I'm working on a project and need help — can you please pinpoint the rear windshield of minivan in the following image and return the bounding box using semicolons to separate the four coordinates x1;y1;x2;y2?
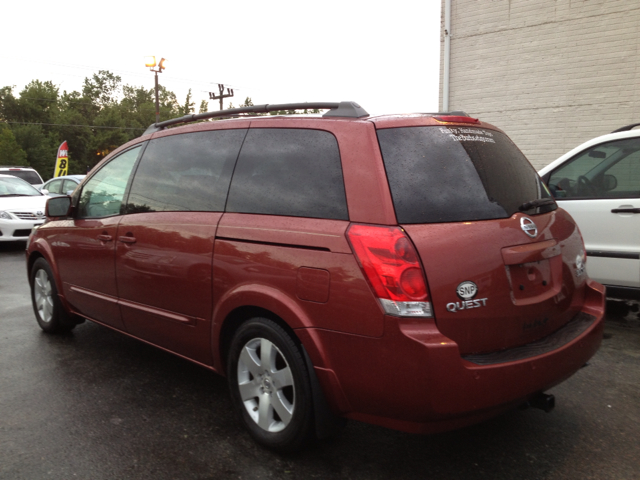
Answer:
377;126;554;224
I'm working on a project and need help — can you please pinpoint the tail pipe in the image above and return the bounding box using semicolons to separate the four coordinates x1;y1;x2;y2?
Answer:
527;392;555;413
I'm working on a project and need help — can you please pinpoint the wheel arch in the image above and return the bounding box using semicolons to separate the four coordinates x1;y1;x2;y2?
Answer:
212;284;314;374
27;241;72;312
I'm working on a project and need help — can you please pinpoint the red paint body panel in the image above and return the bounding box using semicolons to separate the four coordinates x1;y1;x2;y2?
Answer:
38;216;125;329
213;213;384;339
403;208;586;354
115;212;221;365
298;279;603;433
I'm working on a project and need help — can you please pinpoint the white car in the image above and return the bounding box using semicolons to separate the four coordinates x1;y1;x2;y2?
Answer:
0;174;48;242
0;166;45;190
538;124;640;298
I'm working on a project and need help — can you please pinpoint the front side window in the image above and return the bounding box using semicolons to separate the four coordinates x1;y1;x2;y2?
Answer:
126;129;246;213
77;146;140;218
226;128;348;220
547;138;640;199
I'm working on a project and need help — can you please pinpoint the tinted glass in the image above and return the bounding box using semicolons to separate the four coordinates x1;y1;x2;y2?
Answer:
3;170;41;184
377;126;552;224
126;130;246;213
226;129;348;220
77;146;140;218
547;137;640;199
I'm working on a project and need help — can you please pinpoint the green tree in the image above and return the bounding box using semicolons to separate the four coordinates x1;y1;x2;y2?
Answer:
15;80;59;126
11;124;57;179
0;70;198;175
0;124;27;165
179;89;195;116
82;70;122;109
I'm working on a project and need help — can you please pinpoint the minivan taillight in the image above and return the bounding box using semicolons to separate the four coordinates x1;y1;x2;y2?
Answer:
346;224;432;318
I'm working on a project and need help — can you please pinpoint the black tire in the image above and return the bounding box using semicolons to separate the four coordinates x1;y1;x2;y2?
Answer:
29;258;77;334
227;317;315;452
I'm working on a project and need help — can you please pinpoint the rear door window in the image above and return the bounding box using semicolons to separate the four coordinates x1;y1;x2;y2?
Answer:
226;128;348;220
126;129;246;213
3;170;42;185
377;126;552;224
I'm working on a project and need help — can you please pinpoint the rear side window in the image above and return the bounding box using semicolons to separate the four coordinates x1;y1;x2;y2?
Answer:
46;179;63;194
226;128;348;220
3;170;42;185
377;126;552;224
126;129;246;213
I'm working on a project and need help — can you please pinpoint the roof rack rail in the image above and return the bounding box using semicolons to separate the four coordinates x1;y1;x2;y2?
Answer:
143;101;369;135
611;122;640;133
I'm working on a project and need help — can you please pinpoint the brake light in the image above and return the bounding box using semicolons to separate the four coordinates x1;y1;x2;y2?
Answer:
346;224;432;318
434;116;479;124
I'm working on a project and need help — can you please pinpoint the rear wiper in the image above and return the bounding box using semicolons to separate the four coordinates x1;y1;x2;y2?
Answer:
519;198;556;211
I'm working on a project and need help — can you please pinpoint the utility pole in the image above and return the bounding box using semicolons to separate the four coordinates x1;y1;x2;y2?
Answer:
209;84;234;110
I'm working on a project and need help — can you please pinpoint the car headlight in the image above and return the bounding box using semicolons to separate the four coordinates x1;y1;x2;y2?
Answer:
0;211;13;220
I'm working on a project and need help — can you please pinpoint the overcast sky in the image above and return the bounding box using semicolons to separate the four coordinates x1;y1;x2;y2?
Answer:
1;0;442;116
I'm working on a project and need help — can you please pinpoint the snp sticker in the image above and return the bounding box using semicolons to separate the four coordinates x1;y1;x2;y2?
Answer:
456;281;478;300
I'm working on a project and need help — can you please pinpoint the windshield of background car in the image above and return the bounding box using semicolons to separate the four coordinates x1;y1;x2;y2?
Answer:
377;126;554;224
0;177;42;196
2;170;42;184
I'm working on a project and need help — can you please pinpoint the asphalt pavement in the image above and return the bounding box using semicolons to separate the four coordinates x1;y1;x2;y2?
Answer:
1;241;639;480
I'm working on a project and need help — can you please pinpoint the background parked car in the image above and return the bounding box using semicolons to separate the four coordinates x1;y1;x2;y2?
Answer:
41;175;86;197
0;174;47;242
538;124;640;298
0;166;45;190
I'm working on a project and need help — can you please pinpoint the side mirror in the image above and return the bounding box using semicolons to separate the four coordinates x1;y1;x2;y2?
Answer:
46;196;72;217
602;174;617;191
40;189;49;195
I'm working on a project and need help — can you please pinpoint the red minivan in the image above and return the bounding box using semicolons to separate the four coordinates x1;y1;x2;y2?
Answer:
26;102;605;452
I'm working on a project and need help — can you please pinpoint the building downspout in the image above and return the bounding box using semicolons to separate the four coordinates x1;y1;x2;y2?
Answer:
442;0;452;111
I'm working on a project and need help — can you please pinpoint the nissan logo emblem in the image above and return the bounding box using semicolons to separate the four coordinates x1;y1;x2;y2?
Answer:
520;217;538;238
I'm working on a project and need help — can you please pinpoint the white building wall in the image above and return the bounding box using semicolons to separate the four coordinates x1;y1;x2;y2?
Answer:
439;0;640;169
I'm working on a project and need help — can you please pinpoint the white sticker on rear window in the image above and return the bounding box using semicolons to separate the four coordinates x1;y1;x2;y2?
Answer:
439;127;496;143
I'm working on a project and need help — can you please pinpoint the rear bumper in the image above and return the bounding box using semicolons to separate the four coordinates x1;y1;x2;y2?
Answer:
299;279;605;434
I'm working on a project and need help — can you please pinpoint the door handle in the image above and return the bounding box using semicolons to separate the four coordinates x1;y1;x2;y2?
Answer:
611;208;640;214
118;235;137;244
97;234;112;242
